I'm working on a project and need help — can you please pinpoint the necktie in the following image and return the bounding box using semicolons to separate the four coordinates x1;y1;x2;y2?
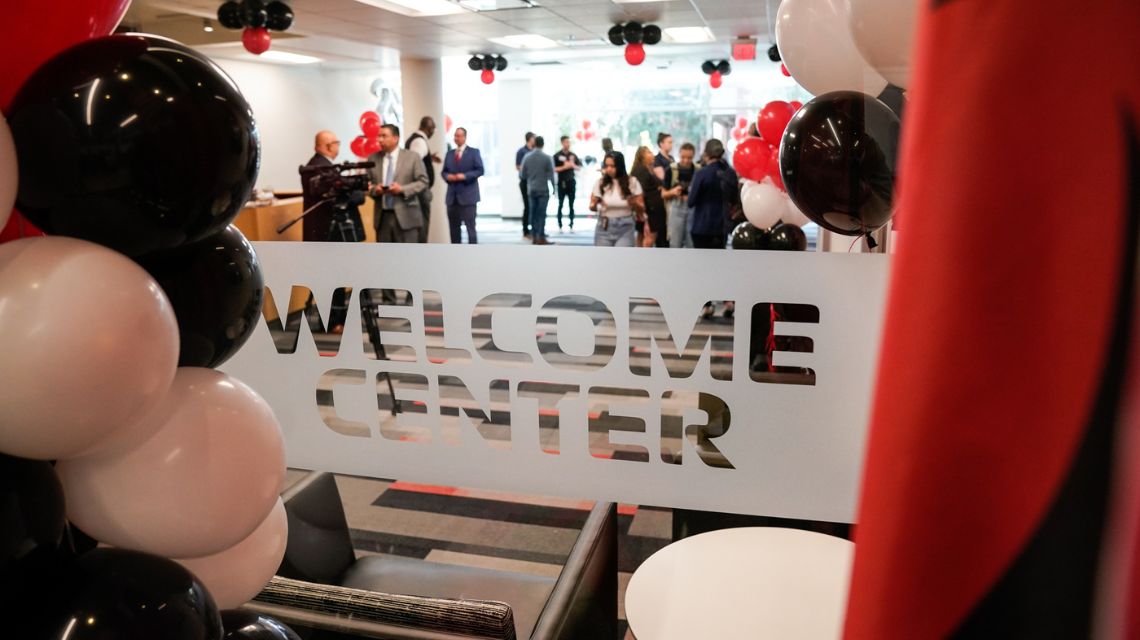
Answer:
455;149;462;163
384;154;395;209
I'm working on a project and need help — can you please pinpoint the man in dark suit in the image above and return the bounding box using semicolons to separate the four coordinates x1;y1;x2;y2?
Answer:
441;127;484;244
302;130;358;242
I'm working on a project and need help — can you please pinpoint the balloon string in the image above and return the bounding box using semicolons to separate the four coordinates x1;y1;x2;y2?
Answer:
849;235;862;252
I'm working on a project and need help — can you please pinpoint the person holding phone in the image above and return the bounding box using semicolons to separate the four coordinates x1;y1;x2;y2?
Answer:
589;152;644;247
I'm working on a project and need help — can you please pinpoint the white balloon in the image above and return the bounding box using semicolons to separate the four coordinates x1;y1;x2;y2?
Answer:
0;237;178;460
741;179;787;229
783;194;813;227
776;0;889;96
847;0;919;87
0;117;15;230
58;367;286;558
178;499;288;609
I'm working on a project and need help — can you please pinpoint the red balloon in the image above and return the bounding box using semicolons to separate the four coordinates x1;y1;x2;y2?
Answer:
242;27;271;55
361;118;380;138
480;68;494;84
757;100;796;147
0;210;46;244
586;131;596;141
710;71;723;89
582;120;591;130
732;128;745;142
790;100;804;111
733;137;773;183
737;117;748;129
575;131;583;141
767;146;785;191
624;42;645;66
780;63;791;77
359;111;380;130
444;114;453;132
350;135;368;158
0;0;129;109
362;136;381;156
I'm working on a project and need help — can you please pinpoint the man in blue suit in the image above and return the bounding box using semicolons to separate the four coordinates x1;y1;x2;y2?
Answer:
440;127;484;244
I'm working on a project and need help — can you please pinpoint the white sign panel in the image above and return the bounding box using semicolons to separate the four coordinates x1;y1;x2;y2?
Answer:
223;243;890;523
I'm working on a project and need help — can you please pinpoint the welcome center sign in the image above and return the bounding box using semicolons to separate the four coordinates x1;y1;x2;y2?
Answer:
222;243;890;523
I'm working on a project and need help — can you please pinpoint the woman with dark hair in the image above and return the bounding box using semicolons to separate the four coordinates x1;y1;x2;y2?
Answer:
589;152;644;247
630;146;670;247
687;138;739;317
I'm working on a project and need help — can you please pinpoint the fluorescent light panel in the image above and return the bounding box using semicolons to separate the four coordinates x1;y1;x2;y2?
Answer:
258;50;323;64
663;27;714;43
353;0;467;17
487;34;558;49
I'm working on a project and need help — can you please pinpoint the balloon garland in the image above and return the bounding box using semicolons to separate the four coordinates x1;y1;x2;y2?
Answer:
217;0;295;55
468;54;507;84
608;22;662;66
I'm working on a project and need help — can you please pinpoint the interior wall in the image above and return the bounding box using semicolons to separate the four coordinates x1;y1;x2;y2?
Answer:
211;58;400;192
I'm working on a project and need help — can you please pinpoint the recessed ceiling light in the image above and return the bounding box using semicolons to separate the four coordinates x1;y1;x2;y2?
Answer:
353;0;468;17
557;36;608;47
257;50;323;64
487;34;558;49
203;19;214;33
662;27;714;43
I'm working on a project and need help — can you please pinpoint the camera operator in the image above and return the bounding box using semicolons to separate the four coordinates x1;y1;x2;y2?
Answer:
302;130;364;242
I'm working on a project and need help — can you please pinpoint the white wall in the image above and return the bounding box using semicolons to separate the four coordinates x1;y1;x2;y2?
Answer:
212;59;400;191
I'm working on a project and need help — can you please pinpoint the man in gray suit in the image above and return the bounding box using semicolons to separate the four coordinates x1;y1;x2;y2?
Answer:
367;123;430;244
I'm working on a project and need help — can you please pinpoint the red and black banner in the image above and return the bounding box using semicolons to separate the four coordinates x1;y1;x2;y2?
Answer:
845;1;1140;638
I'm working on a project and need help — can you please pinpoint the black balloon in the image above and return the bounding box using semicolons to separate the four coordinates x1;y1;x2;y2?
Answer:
10;35;260;257
701;60;716;75
494;55;507;71
265;1;294;31
623;21;644;44
767;44;781;62
607;24;625;46
467;55;482;71
643;24;662;45
481;56;496;71
240;0;268;28
765;223;807;251
716;60;731;75
217;2;243;29
222;611;301;640
11;548;222;640
779;91;900;236
730;222;767;250
0;454;65;570
138;225;263;368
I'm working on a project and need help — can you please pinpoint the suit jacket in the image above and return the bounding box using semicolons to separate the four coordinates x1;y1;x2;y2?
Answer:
302;153;334;241
441;147;484;206
367;148;430;231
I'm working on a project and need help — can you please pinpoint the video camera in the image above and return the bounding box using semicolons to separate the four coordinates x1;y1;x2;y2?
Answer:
288;160;375;241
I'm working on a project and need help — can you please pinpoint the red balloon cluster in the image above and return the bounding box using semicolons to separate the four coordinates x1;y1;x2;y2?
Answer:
732;100;802;189
574;119;597;142
351;111;383;158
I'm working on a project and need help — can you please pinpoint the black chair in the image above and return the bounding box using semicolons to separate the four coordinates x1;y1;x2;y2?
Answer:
245;472;618;640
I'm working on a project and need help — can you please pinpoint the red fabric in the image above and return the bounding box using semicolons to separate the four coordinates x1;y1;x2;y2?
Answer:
844;2;1140;639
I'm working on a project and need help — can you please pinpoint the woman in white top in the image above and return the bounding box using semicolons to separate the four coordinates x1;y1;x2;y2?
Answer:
589;152;644;247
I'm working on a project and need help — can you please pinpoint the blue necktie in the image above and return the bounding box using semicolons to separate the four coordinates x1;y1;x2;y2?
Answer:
384;154;395;209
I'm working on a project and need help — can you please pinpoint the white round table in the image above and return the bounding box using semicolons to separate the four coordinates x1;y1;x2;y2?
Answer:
624;527;854;639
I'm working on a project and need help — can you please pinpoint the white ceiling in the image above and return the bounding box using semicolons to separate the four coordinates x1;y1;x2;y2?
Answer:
129;0;780;67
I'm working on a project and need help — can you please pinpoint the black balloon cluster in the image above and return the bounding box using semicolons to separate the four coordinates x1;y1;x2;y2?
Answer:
607;21;662;46
468;54;507;84
731;222;808;251
217;0;294;31
701;59;731;87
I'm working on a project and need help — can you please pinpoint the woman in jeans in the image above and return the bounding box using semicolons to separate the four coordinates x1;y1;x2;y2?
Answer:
630;146;673;247
590;152;644;247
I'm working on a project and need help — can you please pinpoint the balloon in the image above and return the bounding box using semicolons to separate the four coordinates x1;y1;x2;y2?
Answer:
847;0;918;87
790;100;804;110
582;120;591;130
138;226;263;369
643;24;662;45
17;548;222;640
624;42;645;66
218;2;243;29
241;0;269;28
360;116;381;138
575;131;583;141
350;135;368;158
765;222;808;251
607;25;625;46
480;68;495;84
0;117;14;232
716;60;731;75
740;179;786;229
737;117;748;129
10;35;261;258
444;114;453;132
362;136;382;156
495;55;508;71
780;90;900;235
710;71;723;89
768;44;782;62
178;500;287;609
0;211;45;243
732;137;773;183
481;56;496;71
775;0;888;96
467;55;482;71
781;63;791;77
0;0;130;109
222;611;301;640
730;222;767;250
757;100;796;146
243;27;272;54
0;454;65;569
767;146;785;190
57;368;286;559
623;21;644;44
266;1;294;31
701;60;716;75
783;195;812;227
732;129;745;142
0;237;178;460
